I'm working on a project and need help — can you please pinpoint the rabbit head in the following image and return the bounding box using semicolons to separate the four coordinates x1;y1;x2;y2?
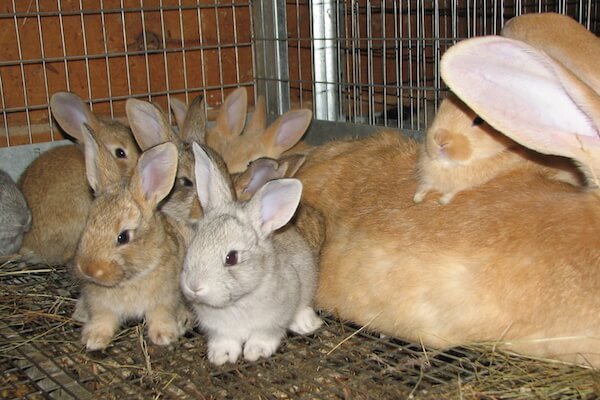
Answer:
424;93;516;164
440;36;600;188
126;96;210;227
74;125;179;287
206;88;312;174
181;143;303;308
50;92;140;175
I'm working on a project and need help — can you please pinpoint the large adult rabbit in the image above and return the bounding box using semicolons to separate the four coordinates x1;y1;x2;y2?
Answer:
293;36;600;366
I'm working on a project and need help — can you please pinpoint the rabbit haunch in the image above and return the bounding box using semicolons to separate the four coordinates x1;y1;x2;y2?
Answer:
292;36;600;366
181;143;321;365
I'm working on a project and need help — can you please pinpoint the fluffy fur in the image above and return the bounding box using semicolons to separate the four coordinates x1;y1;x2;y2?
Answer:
292;36;600;366
18;92;140;265
0;170;31;256
73;131;190;351
181;144;322;365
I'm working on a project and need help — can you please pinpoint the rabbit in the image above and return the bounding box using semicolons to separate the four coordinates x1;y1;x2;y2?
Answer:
181;143;322;365
73;125;190;351
0;170;31;256
290;36;600;367
18;92;140;265
126;95;232;243
413;92;584;204
203;88;313;174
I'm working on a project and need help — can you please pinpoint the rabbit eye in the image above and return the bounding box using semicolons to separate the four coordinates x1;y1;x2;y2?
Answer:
472;116;485;126
115;148;127;158
225;250;239;266
179;177;193;187
117;230;130;245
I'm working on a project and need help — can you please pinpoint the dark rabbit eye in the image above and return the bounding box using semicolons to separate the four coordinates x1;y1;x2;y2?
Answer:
179;177;194;187
117;230;130;245
225;250;239;266
472;116;485;126
115;148;127;158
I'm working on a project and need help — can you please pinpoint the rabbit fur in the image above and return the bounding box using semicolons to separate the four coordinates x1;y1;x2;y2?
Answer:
73;126;190;351
414;92;584;204
0;170;31;256
292;36;600;366
18;92;140;265
181;143;322;365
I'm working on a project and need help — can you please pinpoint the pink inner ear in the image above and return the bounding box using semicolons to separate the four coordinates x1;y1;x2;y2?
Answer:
128;103;169;150
441;36;598;159
258;180;302;233
275;110;310;149
140;146;175;203
226;89;247;134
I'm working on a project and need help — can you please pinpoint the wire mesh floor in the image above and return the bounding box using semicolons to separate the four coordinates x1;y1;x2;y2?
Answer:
1;259;599;400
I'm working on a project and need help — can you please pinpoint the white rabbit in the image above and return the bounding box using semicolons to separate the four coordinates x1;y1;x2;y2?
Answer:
181;143;322;365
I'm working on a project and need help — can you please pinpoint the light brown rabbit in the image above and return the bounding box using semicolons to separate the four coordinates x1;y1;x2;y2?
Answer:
18;92;140;265
126;96;232;243
202;87;312;174
293;36;600;366
414;93;584;204
73;126;190;351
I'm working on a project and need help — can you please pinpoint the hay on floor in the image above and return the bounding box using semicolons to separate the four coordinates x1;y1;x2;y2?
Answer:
1;258;598;400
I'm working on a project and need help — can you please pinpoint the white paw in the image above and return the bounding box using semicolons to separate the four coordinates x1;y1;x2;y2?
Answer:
413;191;426;203
82;325;114;351
243;335;281;362
208;339;242;366
72;298;88;322
439;192;455;205
288;307;323;335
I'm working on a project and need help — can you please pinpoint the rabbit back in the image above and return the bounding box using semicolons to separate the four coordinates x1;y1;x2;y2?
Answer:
0;170;31;256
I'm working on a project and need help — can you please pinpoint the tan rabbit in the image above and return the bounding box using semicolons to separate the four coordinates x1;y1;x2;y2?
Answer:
292;36;600;366
18;92;140;265
414;93;584;204
73;125;190;351
202;88;312;174
126;96;232;243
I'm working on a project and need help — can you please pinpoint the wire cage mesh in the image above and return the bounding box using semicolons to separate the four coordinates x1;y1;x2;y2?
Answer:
1;0;600;399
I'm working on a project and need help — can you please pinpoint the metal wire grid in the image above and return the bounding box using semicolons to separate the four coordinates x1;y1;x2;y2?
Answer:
281;0;599;135
1;261;599;399
0;1;254;147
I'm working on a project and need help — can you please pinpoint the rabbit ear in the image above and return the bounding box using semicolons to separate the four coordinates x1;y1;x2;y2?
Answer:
278;153;307;177
261;109;312;153
214;87;248;140
248;178;302;235
169;97;188;132
193;142;234;211
50;92;101;142
233;158;282;200
441;36;600;182
244;95;268;137
180;95;207;144
126;98;174;151
81;123;121;193
130;142;178;209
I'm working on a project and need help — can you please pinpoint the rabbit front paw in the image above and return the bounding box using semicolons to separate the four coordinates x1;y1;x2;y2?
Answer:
208;338;242;365
289;306;323;335
243;334;282;362
148;322;181;346
82;321;117;351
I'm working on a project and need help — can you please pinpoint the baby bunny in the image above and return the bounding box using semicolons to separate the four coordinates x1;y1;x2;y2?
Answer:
414;92;582;204
19;92;140;265
181;143;322;365
73;126;189;351
0;170;31;256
